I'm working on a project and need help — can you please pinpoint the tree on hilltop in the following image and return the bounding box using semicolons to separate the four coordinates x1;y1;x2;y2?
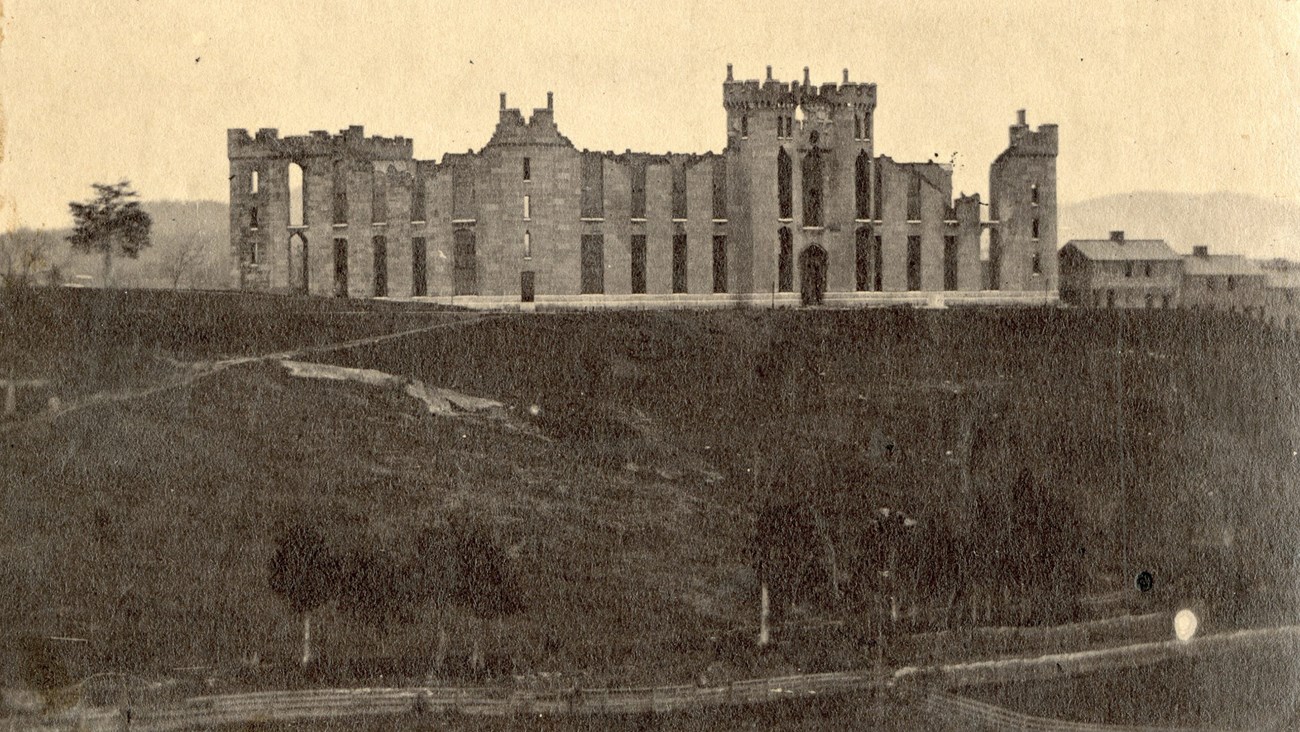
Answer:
67;181;152;288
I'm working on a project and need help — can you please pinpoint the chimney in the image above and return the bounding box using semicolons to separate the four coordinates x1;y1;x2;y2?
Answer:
1109;231;1125;243
547;91;553;110
803;66;811;86
766;65;773;81
500;92;507;110
1193;245;1209;257
726;63;733;82
1016;109;1027;126
843;68;849;84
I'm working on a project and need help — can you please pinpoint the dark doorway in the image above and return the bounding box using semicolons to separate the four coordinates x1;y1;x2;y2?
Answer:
289;233;308;293
333;237;348;297
521;271;535;303
453;230;477;296
799;245;828;306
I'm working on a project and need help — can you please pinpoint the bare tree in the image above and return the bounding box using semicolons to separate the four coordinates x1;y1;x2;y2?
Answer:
159;235;210;290
0;228;58;288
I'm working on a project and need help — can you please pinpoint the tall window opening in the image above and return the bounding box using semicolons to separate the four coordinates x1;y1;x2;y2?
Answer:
288;162;305;226
412;237;427;296
872;161;883;220
523;230;532;259
453;229;477;295
250;170;259;194
411;173;427;222
1032;251;1043;275
873;235;883;291
944;236;959;291
712;159;727;219
581;234;605;294
631;162;647;219
332;160;348;225
452;163;474;220
855;151;870;220
631;234;647;293
520;271;535;303
907;172;922;220
289;233;308;293
249;206;259;230
372;235;388;296
372;171;388;223
333;237;348;297
672;233;688;293
778;227;794;292
247;239;261;265
1031;183;1039;205
802;148;824;227
712;235;727;293
671;163;687;219
778;148;793;219
581;153;604;218
855;227;872;291
523;195;531;220
907;236;922;290
989;231;1002;291
523;157;531;182
1031;217;1040;239
741;115;749;138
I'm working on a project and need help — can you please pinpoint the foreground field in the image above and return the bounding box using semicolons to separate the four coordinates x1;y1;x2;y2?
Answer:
2;289;1298;702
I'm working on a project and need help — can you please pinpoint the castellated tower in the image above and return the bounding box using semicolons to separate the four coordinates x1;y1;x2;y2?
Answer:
724;65;877;302
988;110;1059;294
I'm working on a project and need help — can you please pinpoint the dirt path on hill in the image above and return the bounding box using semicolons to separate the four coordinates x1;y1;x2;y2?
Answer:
0;312;509;436
42;624;1299;731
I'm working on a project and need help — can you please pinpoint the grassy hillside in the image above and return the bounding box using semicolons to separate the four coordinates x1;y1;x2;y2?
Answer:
1;290;1298;693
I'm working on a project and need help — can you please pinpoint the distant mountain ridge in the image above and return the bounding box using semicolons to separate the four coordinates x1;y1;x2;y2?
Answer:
1060;192;1300;260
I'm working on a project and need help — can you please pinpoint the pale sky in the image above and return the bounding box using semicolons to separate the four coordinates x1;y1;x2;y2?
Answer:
1;0;1298;230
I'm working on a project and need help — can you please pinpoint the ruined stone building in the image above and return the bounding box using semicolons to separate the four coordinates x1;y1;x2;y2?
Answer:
227;66;1059;309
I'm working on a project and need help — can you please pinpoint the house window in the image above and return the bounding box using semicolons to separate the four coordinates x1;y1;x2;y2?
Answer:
1125;262;1134;278
1031;218;1040;240
1144;263;1152;277
1030;183;1039;205
1032;251;1042;275
250;206;259;230
1227;276;1236;291
523;195;531;220
523;157;531;182
1207;277;1217;292
248;240;262;265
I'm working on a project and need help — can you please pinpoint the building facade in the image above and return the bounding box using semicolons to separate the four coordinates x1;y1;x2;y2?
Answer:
1180;246;1269;317
228;66;1059;309
1058;231;1182;309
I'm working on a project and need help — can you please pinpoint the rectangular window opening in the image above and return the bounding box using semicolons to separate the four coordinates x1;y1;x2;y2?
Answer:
672;233;688;293
411;237;427;297
523;157;531;182
581;234;604;295
630;234;647;294
712;235;727;294
944;235;959;291
907;235;922;291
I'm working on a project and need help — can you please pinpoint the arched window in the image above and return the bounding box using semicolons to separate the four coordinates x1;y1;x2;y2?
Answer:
288;162;305;227
332;160;348;225
777;148;793;219
250;170;259;194
778;227;794;292
524;230;532;259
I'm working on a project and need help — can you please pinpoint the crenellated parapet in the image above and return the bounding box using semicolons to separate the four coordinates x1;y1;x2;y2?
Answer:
998;110;1059;160
227;125;414;161
723;65;876;110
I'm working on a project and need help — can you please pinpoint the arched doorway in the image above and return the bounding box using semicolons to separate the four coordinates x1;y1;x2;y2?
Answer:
799;245;828;306
288;233;308;293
